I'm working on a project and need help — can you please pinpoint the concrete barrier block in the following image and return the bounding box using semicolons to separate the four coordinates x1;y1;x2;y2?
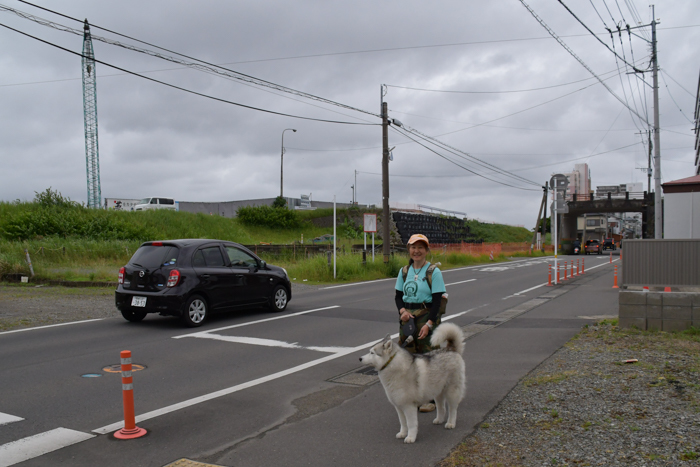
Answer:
619;291;646;305
647;319;662;331
619;304;647;319
663;306;691;321
646;305;662;319
663;293;693;307
647;293;662;306
618;317;646;330
662;320;693;332
693;307;700;327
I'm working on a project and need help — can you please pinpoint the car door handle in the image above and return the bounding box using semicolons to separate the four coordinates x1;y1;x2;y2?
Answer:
201;274;210;278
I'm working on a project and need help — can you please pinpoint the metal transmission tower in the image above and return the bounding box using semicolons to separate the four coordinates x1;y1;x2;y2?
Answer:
82;19;101;208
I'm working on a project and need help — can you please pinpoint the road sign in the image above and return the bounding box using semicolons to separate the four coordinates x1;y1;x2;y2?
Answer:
363;213;377;233
551;201;569;214
550;174;569;192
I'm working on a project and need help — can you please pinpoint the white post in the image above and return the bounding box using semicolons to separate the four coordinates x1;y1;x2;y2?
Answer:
554;189;558;285
372;233;375;262
333;195;336;279
364;232;367;251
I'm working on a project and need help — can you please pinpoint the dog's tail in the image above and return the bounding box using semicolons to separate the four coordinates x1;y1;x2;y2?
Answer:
430;322;464;354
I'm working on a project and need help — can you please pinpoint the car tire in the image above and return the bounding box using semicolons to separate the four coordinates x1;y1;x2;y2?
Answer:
269;285;289;312
121;309;147;322
182;295;208;327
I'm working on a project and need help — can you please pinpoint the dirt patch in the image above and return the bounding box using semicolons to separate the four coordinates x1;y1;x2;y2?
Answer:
0;284;118;331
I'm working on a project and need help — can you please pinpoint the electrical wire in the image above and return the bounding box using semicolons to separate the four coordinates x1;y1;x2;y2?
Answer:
660;71;694;124
518;0;650;126
513;142;642;171
2;3;381;120
392;123;541;188
0;21;379;126
390;125;540;191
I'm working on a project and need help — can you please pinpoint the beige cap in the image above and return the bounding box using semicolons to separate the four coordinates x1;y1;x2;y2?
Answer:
407;234;429;247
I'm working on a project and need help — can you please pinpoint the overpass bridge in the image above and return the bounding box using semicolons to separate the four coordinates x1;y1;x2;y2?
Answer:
558;191;654;253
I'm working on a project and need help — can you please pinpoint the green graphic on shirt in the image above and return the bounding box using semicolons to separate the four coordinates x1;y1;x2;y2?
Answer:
404;281;418;298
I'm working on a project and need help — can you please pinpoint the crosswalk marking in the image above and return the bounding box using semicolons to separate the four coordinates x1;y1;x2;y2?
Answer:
0;428;94;467
0;413;23;426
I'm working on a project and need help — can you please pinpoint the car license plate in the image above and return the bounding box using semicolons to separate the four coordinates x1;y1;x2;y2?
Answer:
131;296;147;307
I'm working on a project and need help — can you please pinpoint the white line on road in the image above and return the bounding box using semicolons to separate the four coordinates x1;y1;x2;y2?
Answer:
172;305;340;339
0;413;23;426
320;278;394;289
0;319;103;337
445;279;477;286
95;308;477;435
185;333;352;354
0;428;94;467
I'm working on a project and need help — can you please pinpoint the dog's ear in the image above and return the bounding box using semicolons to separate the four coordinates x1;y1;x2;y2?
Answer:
382;335;393;351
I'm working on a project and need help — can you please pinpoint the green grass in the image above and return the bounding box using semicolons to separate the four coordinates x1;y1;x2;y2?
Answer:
1;199;545;284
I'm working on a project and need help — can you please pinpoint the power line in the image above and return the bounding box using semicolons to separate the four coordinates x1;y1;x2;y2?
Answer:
0;21;379;126
518;0;650;126
557;0;645;72
660;71;694;124
390;126;540;191
2;3;381;120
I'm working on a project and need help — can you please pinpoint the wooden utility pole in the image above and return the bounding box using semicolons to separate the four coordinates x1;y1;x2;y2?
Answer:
530;186;547;253
381;88;391;262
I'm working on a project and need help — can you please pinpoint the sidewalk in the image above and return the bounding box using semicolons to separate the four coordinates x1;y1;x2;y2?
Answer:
212;263;619;467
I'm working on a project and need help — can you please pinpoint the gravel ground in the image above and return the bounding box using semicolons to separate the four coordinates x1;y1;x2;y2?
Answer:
3;284;699;466
439;323;700;467
0;282;320;331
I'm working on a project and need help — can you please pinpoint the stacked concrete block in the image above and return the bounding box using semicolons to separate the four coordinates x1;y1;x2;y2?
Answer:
619;291;700;331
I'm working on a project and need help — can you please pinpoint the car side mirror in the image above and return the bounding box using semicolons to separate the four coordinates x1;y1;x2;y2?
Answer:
260;260;266;269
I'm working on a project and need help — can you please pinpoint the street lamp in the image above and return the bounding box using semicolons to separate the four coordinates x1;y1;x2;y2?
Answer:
280;128;297;198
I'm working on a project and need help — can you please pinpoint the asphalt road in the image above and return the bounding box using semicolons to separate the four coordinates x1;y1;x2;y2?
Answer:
0;253;621;467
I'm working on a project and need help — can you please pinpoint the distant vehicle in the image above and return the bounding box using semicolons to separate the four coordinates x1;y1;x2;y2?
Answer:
134;197;177;211
572;240;581;255
115;239;292;327
585;239;602;255
603;238;616;251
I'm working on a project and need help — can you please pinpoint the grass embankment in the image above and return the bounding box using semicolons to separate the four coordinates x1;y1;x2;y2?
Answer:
0;196;547;284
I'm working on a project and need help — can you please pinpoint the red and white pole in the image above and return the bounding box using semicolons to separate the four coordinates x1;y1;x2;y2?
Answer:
114;350;147;439
576;259;580;276
571;260;574;277
581;258;585;274
547;264;553;286
563;261;568;280
609;252;612;264
612;265;619;289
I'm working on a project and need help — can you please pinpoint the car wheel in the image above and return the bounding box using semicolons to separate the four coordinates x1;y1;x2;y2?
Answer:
182;295;207;327
121;309;147;322
269;285;289;312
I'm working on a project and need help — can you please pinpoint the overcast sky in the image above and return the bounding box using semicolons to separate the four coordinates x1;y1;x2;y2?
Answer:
1;0;698;227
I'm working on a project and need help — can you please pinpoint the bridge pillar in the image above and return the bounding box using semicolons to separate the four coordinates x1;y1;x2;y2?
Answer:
559;212;578;254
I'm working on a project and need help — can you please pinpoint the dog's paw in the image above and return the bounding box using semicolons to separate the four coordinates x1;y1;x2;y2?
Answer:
396;431;407;439
404;436;416;444
444;422;456;429
433;417;445;425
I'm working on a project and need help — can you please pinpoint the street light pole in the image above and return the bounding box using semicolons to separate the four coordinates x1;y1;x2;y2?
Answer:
280;128;297;198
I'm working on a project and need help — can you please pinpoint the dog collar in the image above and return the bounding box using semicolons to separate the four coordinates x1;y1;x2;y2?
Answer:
380;352;397;371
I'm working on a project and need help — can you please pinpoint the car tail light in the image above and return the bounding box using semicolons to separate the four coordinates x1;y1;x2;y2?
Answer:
167;269;181;287
118;267;125;284
152;242;163;246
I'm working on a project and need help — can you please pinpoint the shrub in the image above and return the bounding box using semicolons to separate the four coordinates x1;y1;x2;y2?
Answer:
237;205;301;229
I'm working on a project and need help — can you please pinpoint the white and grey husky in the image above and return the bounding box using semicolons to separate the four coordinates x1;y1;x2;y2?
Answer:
359;323;466;443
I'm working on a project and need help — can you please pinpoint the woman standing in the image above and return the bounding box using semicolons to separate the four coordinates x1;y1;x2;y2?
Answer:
394;234;447;411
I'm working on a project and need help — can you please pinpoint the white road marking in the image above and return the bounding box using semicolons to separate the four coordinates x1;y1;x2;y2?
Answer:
320;278;394;289
445;279;476;286
0;319;103;336
172;305;340;339
0;428;94;467
0;413;23;426
95;307;478;435
185;333;352;353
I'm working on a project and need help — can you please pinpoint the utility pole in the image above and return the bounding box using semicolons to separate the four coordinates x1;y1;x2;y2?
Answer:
82;19;101;209
541;182;548;253
354;170;358;205
530;186;547;253
651;7;662;238
381;85;390;263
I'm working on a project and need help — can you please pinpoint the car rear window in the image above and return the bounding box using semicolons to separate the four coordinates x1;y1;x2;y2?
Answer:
129;245;179;268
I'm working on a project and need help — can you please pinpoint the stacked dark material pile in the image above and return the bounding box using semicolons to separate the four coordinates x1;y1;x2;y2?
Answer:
392;211;478;244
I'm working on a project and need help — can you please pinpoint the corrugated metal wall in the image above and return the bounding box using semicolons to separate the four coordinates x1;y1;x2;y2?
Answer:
622;239;700;286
